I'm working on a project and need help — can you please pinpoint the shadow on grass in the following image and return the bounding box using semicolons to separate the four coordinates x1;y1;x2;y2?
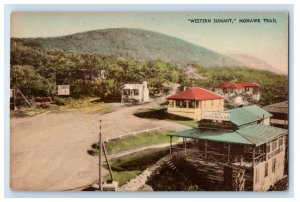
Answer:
134;106;198;128
133;106;192;121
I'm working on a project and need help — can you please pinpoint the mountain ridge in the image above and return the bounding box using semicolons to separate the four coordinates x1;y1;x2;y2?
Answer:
12;28;242;68
229;53;287;75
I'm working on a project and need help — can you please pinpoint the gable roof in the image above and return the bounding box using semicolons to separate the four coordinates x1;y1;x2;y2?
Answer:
170;124;287;146
214;82;244;89
213;81;260;89
236;82;260;87
227;105;273;127
263;101;288;114
167;87;224;101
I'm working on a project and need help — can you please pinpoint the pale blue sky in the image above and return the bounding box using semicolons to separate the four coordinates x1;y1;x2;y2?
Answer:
11;12;288;71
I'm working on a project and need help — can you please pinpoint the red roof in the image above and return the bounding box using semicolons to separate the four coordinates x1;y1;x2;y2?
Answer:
214;82;260;89
214;82;244;89
236;82;260;87
167;87;224;101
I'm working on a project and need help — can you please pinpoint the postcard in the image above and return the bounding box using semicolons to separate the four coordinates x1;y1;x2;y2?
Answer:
10;11;288;192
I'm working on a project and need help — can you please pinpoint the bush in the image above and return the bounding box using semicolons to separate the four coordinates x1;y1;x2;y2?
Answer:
53;97;65;106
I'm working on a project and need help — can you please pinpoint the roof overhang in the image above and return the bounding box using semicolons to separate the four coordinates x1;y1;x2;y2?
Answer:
169;124;288;147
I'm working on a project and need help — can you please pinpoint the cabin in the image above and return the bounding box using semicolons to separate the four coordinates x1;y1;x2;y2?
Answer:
240;82;261;101
166;87;224;121
213;82;244;106
121;81;149;103
168;105;287;191
263;101;288;129
213;82;261;107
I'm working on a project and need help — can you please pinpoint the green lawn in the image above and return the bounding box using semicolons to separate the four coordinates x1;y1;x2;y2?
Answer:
88;129;180;187
106;129;177;154
11;97;110;118
173;120;198;128
88;129;178;155
104;171;141;187
104;148;169;186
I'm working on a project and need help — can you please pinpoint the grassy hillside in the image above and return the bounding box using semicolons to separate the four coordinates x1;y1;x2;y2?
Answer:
12;28;241;67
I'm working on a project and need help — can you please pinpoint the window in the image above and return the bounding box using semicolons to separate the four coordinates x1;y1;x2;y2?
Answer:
279;138;283;146
211;100;214;106
176;100;181;107
265;163;268;177
272;158;276;173
133;89;139;96
272;139;278;151
123;89;130;95
189;101;195;108
266;144;271;153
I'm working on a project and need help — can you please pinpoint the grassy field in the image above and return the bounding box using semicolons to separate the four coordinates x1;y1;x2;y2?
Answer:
11;97;110;118
104;148;169;186
134;105;198;128
173;120;198;128
105;171;142;187
88;129;178;155
88;130;178;187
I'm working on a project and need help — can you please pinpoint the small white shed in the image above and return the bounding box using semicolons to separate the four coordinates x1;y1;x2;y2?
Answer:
121;81;149;103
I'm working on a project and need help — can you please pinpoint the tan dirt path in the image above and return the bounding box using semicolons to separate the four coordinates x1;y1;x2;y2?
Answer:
10;98;189;191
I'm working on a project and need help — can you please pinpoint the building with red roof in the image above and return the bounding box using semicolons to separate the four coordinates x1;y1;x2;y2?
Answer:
214;82;244;89
237;81;260;88
213;81;261;107
166;87;224;121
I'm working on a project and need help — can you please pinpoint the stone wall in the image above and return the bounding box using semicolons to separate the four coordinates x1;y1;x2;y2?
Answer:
118;155;171;191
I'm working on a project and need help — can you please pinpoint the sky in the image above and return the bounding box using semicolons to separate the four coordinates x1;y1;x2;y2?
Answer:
11;12;288;72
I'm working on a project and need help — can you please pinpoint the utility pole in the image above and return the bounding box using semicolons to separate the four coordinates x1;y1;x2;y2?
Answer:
99;119;103;191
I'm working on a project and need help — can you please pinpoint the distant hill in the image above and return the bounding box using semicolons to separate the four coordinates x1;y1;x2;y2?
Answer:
229;54;287;75
12;28;242;67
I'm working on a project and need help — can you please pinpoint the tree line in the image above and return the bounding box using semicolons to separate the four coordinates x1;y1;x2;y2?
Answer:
10;39;288;105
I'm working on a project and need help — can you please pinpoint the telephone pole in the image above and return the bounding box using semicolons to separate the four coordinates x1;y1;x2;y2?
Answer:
99;119;103;191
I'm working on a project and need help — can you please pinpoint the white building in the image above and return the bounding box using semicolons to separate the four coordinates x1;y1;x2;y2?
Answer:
121;81;149;103
213;82;261;107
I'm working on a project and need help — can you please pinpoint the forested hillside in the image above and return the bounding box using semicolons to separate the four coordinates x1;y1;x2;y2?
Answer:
12;28;241;67
10;39;288;106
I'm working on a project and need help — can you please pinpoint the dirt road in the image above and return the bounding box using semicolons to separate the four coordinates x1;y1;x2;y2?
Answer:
10;98;189;191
